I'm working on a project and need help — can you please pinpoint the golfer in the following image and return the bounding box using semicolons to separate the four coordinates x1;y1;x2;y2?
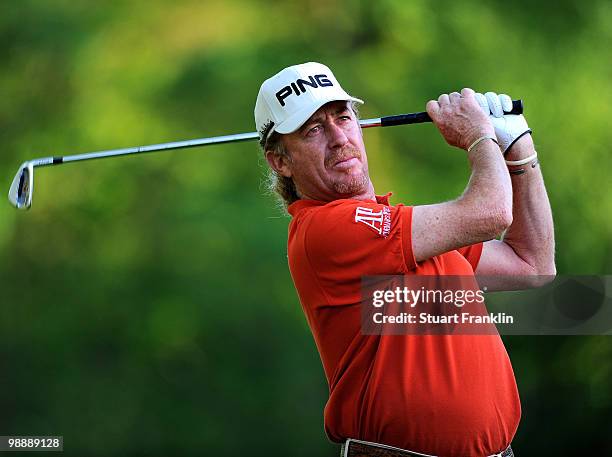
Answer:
255;62;555;457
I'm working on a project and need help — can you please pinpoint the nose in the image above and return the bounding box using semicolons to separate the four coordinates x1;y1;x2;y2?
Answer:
326;122;349;149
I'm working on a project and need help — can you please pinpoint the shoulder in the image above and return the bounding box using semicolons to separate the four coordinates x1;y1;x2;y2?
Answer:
292;198;407;237
289;198;416;273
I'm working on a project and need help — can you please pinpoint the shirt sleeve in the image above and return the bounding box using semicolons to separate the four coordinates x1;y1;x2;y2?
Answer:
302;200;417;278
456;243;484;271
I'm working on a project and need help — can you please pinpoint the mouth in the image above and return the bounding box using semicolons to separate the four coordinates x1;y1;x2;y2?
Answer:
332;156;360;171
327;148;362;171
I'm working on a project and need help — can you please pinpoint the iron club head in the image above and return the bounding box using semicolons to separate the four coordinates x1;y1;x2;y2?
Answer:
8;162;34;210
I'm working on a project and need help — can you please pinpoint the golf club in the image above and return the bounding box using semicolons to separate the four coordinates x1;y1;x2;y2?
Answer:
8;100;523;210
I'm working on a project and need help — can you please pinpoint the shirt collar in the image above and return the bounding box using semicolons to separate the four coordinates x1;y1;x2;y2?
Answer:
288;192;393;217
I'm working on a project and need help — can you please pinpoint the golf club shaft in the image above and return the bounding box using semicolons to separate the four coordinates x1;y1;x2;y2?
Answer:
27;100;523;168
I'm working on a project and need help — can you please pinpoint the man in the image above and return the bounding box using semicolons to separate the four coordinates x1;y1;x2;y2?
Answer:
255;62;555;457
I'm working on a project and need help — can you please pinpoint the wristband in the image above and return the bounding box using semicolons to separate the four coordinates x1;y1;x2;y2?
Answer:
467;135;499;153
505;152;538;166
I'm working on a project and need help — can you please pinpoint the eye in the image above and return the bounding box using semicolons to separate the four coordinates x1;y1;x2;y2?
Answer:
307;125;322;136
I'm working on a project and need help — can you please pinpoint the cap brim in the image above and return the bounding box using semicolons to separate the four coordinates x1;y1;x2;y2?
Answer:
274;95;364;135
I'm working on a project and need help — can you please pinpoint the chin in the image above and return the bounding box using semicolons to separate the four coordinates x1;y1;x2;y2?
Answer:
332;173;370;196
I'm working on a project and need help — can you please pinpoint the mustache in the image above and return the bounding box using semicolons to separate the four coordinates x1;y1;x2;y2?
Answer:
325;146;361;168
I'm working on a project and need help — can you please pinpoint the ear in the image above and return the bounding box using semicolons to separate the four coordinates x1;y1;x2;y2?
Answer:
265;150;293;178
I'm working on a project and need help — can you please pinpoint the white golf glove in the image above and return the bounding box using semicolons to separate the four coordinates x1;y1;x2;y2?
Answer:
475;92;532;154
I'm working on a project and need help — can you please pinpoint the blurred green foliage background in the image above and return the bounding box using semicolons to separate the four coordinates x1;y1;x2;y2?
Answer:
1;0;611;455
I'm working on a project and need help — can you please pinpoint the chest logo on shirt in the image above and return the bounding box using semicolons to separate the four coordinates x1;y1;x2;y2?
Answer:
354;206;391;237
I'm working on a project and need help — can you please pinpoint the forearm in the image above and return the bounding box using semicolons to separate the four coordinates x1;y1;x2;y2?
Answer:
462;139;513;228
411;140;513;262
502;135;556;274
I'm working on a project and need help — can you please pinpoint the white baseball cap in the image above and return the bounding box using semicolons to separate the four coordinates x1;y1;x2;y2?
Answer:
254;62;363;143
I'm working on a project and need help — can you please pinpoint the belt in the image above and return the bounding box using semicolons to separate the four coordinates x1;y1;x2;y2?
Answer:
341;438;514;457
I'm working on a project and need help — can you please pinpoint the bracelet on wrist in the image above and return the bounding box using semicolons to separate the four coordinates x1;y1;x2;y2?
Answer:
508;157;540;176
467;135;499;153
505;152;538;166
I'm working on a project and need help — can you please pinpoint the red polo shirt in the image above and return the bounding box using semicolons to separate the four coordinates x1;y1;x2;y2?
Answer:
287;194;520;457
